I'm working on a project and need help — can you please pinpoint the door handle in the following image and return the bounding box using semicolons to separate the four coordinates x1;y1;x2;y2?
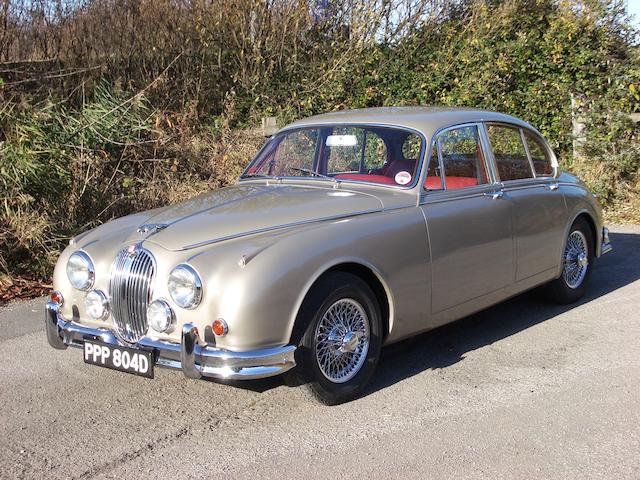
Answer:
547;182;559;191
483;190;504;200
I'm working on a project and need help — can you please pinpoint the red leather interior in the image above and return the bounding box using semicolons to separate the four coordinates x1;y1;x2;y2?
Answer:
335;173;478;189
381;160;414;178
334;173;397;185
426;176;477;189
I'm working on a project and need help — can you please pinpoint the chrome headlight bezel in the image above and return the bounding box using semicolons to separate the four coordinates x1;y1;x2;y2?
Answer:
167;264;203;309
66;251;95;291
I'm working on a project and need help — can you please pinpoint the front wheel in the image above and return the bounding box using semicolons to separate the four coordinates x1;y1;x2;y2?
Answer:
545;218;594;304
288;272;383;405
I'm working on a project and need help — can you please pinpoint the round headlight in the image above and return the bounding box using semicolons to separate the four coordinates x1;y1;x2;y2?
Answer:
168;264;202;309
85;290;109;320
66;251;95;291
147;299;175;333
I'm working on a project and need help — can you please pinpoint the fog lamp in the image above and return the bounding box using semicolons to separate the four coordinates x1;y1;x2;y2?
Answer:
85;290;109;320
147;299;175;333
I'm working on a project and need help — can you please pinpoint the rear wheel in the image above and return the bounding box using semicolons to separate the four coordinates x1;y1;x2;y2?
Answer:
545;218;594;304
287;272;382;405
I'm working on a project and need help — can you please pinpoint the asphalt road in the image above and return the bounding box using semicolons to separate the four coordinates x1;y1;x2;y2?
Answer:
1;225;639;479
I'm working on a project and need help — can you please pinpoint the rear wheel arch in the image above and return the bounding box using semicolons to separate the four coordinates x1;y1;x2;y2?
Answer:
567;211;598;259
575;212;597;248
545;214;595;304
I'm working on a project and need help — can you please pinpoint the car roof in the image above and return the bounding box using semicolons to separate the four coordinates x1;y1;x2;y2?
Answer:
282;106;538;138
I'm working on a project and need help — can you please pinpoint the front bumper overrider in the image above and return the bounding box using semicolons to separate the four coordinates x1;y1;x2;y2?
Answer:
45;302;296;380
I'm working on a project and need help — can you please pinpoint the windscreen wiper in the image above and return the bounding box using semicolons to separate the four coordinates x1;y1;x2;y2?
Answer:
242;172;272;178
288;167;335;182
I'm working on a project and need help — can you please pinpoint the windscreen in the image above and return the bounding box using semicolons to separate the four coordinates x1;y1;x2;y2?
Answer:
243;126;423;187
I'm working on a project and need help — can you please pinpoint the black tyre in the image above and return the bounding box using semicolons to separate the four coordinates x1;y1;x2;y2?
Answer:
545;218;595;304
287;272;383;405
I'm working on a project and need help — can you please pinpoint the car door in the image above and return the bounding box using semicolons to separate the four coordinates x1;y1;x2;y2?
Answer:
485;123;567;281
420;123;514;316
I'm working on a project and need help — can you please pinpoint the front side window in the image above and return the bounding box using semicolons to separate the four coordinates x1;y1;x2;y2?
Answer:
243;126;423;187
426;125;489;190
525;132;553;176
487;125;533;181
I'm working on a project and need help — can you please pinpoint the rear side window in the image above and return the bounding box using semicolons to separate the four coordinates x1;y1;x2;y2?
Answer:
487;125;533;181
525;132;553;176
427;125;488;190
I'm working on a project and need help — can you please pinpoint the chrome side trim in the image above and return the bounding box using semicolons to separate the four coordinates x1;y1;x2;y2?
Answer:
419;184;502;205
45;303;296;380
500;180;556;192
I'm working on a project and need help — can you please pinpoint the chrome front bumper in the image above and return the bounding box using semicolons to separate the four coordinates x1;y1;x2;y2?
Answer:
45;302;296;380
601;227;613;256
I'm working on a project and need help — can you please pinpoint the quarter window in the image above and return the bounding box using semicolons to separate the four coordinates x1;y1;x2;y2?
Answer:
427;125;489;190
525;132;553;176
487;125;533;181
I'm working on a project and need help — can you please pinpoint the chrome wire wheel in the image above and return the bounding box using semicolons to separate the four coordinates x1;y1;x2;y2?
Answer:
314;298;370;384
563;230;589;289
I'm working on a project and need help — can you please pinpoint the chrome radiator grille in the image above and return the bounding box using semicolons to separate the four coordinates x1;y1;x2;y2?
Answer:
109;247;155;343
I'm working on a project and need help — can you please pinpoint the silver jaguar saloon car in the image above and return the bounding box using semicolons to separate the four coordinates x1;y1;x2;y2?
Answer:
46;107;612;404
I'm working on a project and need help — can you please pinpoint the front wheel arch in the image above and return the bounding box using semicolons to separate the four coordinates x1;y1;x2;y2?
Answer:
288;262;391;348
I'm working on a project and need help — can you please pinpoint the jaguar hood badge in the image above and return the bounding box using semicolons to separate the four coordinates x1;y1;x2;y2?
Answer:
137;223;168;235
126;243;140;257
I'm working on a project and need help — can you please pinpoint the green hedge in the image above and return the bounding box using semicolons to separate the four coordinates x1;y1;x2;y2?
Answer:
0;0;638;280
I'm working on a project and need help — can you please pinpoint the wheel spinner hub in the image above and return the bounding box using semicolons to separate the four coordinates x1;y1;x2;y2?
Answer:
314;298;370;383
327;327;363;355
563;230;589;289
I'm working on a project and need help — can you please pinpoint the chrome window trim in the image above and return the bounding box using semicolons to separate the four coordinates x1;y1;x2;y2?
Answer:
478;123;500;184
239;123;427;191
521;128;557;178
436;135;446;190
520;127;538;177
422;122;495;194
